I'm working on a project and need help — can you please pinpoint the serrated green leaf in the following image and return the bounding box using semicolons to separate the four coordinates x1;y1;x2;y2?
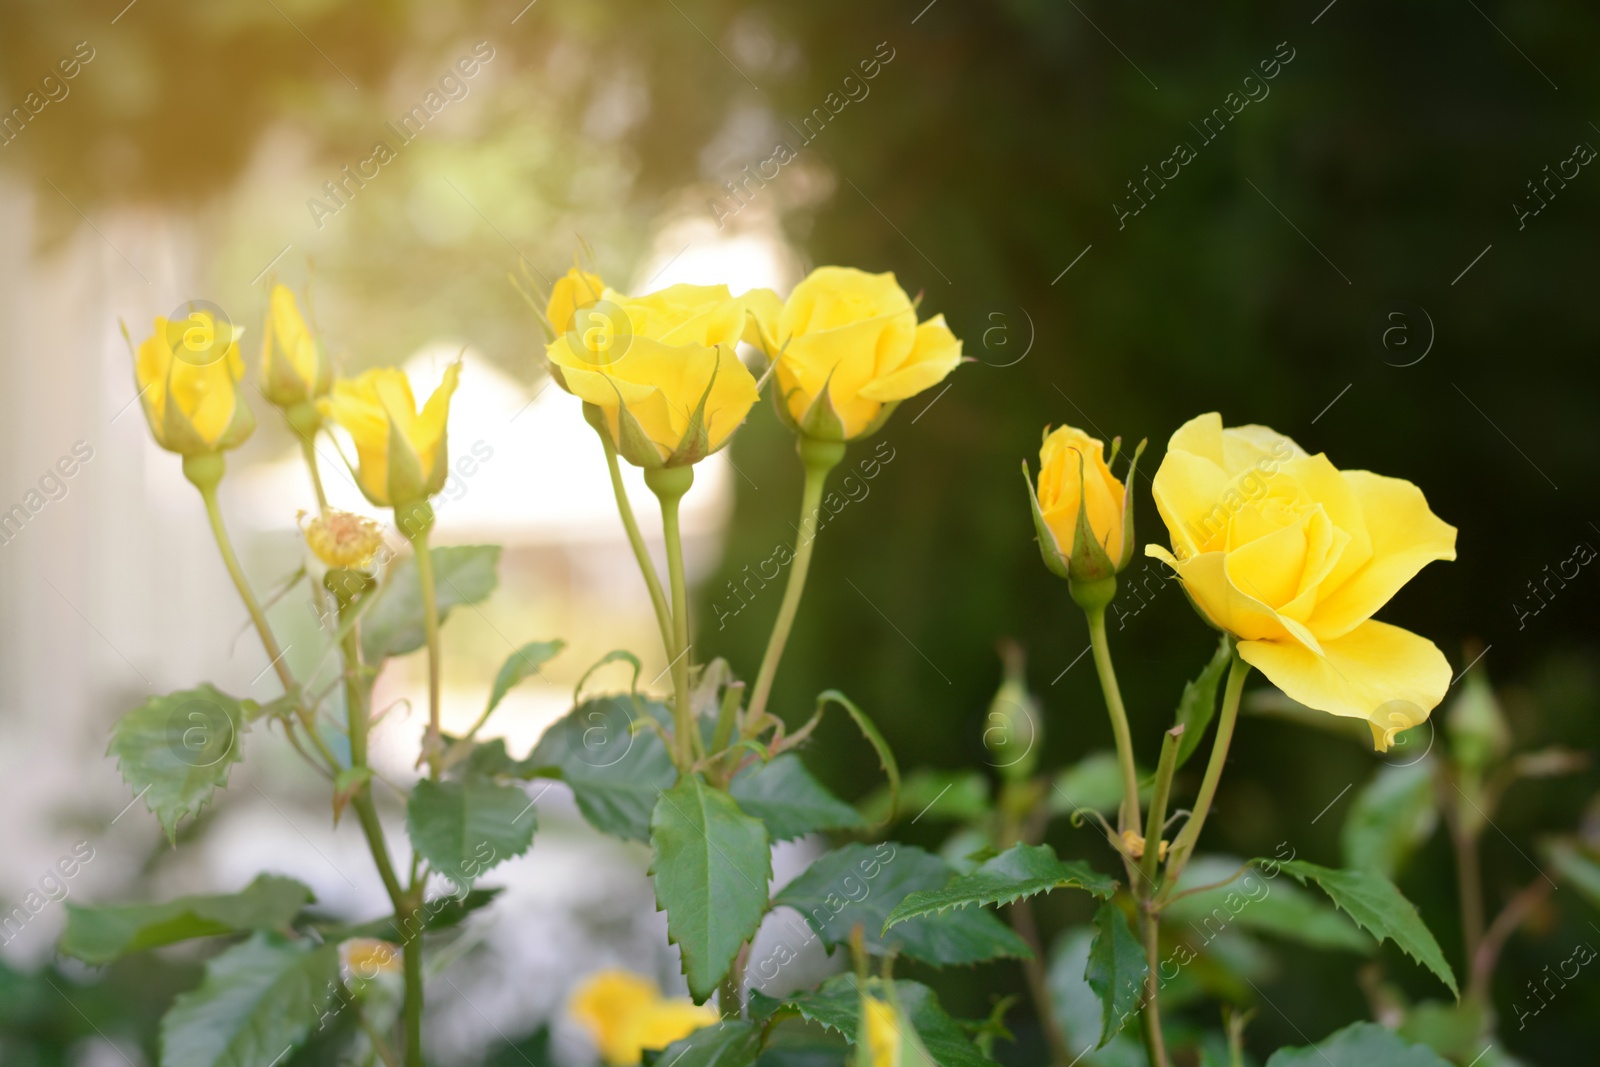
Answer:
774;843;1029;967
729;754;863;841
861;769;990;827
1085;905;1147;1048
1263;1021;1452;1067
759;975;999;1067
60;874;313;965
522;696;677;841
485;640;564;718
1341;761;1438;878
651;1020;761;1067
406;779;535;888
650;775;772;1002
1275;860;1457;996
159;932;341;1067
1174;638;1232;769
884;844;1115;929
108;684;248;842
1049;753;1150;818
360;545;501;662
1046;929;1147;1067
1162;856;1371;955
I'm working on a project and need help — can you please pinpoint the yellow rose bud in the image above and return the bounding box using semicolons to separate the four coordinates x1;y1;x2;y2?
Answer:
302;509;385;569
1146;413;1457;750
743;267;963;441
569;969;719;1066
546;265;606;335
317;362;461;508
130;312;255;456
1024;425;1143;595
259;284;332;410
546;283;761;468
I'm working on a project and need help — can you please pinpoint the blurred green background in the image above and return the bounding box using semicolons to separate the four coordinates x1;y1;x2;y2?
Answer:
3;0;1597;1063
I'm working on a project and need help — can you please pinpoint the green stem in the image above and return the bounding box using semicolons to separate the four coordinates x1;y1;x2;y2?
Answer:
194;472;340;773
1137;728;1182;1067
299;435;330;514
601;433;675;657
646;466;697;768
403;932;425;1067
719;967;743;1021
1163;654;1249;892
1085;605;1142;839
746;436;845;722
401;506;443;781
1138;908;1170;1067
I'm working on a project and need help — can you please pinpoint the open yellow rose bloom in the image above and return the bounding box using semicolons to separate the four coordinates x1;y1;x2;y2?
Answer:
545;278;761;467
133;312;255;456
744;267;962;441
1146;413;1457;750
318;362;461;508
568;969;718;1066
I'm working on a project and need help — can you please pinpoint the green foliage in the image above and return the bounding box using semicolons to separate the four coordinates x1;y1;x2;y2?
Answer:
728;754;863;841
752;974;999;1067
883;843;1115;929
862;768;990;826
1050;753;1149;818
331;887;504;943
108;684;248;841
1263;1021;1452;1067
485;640;565;718
1174;638;1232;769
1084;904;1148;1049
1340;761;1439;878
360;545;501;662
774;842;1029;966
1162;857;1371;954
519;695;677;842
650;1020;763;1067
1047;929;1148;1067
649;774;772;1001
405;778;536;888
60;874;312;965
159;932;341;1067
1274;860;1458;997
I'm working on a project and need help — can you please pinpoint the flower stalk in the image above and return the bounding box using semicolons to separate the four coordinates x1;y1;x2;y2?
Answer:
746;435;845;722
1163;652;1249;891
398;501;443;781
645;465;699;767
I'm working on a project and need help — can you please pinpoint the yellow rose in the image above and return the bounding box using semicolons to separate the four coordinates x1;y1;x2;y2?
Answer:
546;265;606;335
259;284;332;409
1025;424;1140;583
546;283;760;467
317;362;461;508
743;267;963;441
131;312;255;456
1146;413;1457;750
569;969;719;1066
